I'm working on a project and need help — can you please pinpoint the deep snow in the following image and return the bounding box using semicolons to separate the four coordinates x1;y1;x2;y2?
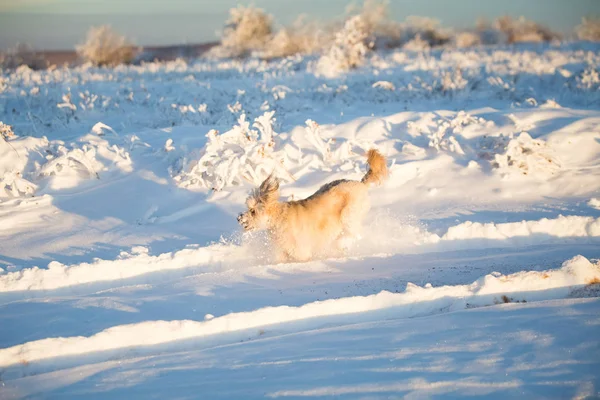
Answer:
0;41;599;399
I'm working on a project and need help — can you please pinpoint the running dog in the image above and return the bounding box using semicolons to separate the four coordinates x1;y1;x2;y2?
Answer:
238;149;388;262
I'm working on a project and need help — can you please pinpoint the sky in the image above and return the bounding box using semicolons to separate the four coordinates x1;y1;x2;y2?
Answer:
0;0;599;50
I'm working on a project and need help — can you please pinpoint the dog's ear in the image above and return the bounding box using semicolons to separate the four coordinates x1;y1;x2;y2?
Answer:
258;174;279;204
246;196;257;209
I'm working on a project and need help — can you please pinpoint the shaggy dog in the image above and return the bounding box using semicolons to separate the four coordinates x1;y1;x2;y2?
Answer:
238;149;388;262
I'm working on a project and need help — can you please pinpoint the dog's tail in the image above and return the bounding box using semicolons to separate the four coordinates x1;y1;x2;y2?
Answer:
361;149;388;186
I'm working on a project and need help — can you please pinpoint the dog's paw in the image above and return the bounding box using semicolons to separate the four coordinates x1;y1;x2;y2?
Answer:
337;236;356;251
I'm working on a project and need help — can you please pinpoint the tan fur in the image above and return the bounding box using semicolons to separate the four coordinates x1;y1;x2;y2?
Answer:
238;149;388;262
362;149;388;185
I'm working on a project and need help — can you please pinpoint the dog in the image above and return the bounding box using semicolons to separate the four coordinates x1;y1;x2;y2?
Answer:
237;149;388;262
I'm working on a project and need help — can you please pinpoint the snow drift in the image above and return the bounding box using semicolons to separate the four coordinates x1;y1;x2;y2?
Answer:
0;255;597;368
1;215;598;293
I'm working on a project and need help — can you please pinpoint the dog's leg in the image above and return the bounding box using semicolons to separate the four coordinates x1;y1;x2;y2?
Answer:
340;194;368;246
275;249;291;264
336;234;356;253
335;215;364;255
341;215;363;243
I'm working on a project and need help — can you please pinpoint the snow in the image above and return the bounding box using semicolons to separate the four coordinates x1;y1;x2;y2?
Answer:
0;41;599;398
1;214;598;293
0;255;598;369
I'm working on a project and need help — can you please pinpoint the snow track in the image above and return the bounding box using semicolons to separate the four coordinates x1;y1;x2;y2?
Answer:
1;215;598;293
0;255;598;369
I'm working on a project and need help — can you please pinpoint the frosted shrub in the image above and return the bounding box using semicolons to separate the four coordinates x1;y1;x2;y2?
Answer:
0;170;37;198
425;114;479;155
175;112;288;191
263;29;302;59
39;135;131;190
494;16;559;44
372;81;395;90
262;17;326;59
487;133;561;178
174;113;360;192
0;122;15;141
39;146;102;181
440;69;468;92
471;18;506;45
317;15;374;77
76;25;137;66
304;120;332;161
219;6;273;58
355;0;401;49
454;31;482;48
401;17;451;49
0;129;47;198
576;17;600;41
303;120;354;166
1;124;132;198
577;67;600;90
0;43;47;70
402;34;432;51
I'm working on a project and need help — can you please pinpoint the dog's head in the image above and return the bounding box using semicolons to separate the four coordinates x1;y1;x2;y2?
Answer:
237;174;280;231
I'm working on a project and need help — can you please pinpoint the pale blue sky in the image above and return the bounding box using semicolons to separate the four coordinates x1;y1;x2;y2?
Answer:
1;0;598;50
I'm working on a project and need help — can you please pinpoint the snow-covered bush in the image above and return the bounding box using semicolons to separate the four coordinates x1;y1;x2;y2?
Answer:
494;16;560;44
353;0;401;49
577;66;600;90
0;122;132;198
0;122;32;198
402;34;433;51
262;17;327;59
175;112;287;191
372;81;395;90
454;31;482;48
576;17;600;41
400;17;451;49
450;15;560;46
217;5;274;58
301;120;357;171
316;15;374;77
0;122;15;141
439;69;469;93
174;112;364;192
76;25;138;66
0;43;47;70
406;112;492;157
37;136;130;191
266;0;401;60
0;128;47;198
487;133;561;178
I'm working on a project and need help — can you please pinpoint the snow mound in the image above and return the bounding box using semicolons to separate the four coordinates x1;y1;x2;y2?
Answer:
0;133;48;198
0;244;240;293
488;132;561;178
39;134;132;190
344;214;600;256
372;80;395;91
0;126;132;198
1;214;598;293
440;215;600;242
589;198;600;210
0;255;597;368
406;111;493;156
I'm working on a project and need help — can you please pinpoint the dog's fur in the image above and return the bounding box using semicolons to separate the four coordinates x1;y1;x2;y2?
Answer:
238;149;388;262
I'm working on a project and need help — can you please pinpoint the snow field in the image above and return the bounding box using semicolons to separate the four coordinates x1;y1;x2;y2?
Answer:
1;214;599;293
0;40;599;398
0;254;597;369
